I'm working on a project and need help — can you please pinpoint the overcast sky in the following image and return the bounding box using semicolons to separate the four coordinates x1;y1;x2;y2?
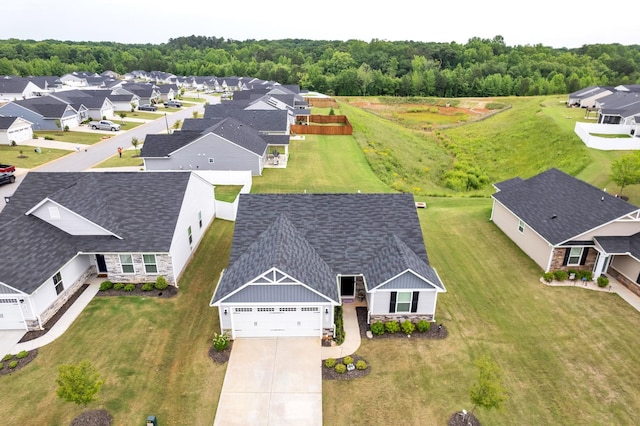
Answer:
2;1;638;48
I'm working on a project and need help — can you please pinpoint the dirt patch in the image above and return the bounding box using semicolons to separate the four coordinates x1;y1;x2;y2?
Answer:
95;283;177;299
448;411;481;426
356;307;448;339
209;341;233;364
70;409;112;426
0;349;38;376
19;284;90;343
321;354;371;380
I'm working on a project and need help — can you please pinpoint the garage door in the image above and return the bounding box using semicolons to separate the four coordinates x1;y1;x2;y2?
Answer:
232;306;321;338
0;299;26;330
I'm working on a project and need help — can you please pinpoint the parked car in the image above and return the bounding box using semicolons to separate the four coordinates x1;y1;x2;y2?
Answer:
0;164;16;185
138;104;157;111
164;100;182;108
89;120;121;131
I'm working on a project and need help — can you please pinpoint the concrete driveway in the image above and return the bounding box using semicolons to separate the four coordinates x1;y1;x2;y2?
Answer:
214;338;322;426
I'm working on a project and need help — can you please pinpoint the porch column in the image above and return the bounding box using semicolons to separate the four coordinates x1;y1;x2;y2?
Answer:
284;145;289;157
594;253;609;278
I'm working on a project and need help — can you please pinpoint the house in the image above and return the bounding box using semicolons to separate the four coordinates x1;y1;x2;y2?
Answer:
491;168;640;292
0;96;80;130
60;71;98;87
0;77;46;102
156;84;178;102
113;83;160;106
141;117;269;175
0;116;34;144
107;93;140;112
567;86;613;108
0;171;216;331
50;90;115;121
210;193;446;339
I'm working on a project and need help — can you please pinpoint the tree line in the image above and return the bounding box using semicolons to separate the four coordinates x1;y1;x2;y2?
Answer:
1;35;639;97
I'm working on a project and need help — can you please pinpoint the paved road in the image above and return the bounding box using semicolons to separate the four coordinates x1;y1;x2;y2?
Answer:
0;96;218;211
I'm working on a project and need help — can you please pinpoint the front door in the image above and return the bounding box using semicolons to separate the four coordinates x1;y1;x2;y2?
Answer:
340;276;355;297
96;255;107;273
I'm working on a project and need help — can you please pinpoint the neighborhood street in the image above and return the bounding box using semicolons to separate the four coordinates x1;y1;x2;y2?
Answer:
0;96;217;211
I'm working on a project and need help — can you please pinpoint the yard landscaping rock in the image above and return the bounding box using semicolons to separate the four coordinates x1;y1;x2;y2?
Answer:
209;340;233;364
70;409;112;426
356;307;448;339
0;349;38;377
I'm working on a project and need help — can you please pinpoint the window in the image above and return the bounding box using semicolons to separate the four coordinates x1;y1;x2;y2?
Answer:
53;272;64;295
518;219;525;233
208;158;214;163
396;292;412;313
279;307;296;312
119;254;134;273
198;211;203;228
257;307;275;312
568;247;583;265
187;226;193;245
234;307;252;313
143;254;158;274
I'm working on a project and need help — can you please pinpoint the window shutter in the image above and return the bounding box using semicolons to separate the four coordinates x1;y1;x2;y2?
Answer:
411;291;419;313
562;248;570;266
580;247;589;265
389;291;397;313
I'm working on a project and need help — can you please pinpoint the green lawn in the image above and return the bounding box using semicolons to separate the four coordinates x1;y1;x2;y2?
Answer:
117;111;164;120
33;131;107;145
0;219;234;425
215;185;244;203
0;145;71;168
92;149;144;168
324;197;640;425
251;135;393;194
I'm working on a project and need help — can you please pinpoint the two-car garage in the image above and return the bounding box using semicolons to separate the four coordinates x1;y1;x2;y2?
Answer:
229;306;323;338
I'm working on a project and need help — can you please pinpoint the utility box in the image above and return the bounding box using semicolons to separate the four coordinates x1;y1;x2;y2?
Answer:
146;415;157;426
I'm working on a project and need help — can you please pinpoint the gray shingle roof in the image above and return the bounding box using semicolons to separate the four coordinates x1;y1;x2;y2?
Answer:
595;233;640;260
0;116;19;130
203;107;289;133
213;193;440;303
492;168;639;245
12;97;72;118
0;172;192;293
140;131;203;157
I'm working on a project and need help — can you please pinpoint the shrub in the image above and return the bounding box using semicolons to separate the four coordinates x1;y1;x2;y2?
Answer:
334;306;345;345
417;319;431;333
542;272;554;282
335;363;346;374
63;125;69;132
16;350;28;359
578;270;593;281
324;358;336;368
0;363;3;369
44;136;55;140
10;140;17;146
401;320;416;335
343;356;354;365
370;321;384;336
113;283;125;290
99;280;113;291
385;321;400;334
8;361;18;369
141;282;153;291
597;275;610;288
124;283;135;292
356;360;367;370
155;276;168;290
2;354;13;362
553;270;568;281
212;333;230;351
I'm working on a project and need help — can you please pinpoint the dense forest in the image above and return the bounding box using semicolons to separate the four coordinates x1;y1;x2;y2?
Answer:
1;35;639;97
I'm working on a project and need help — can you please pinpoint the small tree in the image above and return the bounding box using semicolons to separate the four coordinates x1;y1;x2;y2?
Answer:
467;356;507;421
56;360;104;407
54;119;61;130
131;137;140;155
173;119;182;130
130;102;136;112
192;110;199;119
610;152;640;195
118;111;127;122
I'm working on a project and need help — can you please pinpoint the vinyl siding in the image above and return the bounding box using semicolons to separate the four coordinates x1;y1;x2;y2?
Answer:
611;255;640;284
30;200;113;236
370;289;436;315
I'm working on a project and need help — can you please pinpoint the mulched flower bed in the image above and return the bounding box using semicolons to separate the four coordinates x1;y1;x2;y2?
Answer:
209;341;234;364
95;283;177;298
322;354;371;380
356;307;448;339
70;409;112;426
0;349;38;376
448;411;481;426
19;284;90;343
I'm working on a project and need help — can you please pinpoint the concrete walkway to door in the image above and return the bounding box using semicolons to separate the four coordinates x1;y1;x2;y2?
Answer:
214;337;322;426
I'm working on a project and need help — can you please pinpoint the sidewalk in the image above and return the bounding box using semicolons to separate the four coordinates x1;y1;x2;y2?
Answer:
11;278;101;353
321;302;362;360
17;138;90;151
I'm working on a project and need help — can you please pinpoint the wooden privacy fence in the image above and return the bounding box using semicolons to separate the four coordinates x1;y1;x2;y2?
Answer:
304;97;339;108
290;115;352;135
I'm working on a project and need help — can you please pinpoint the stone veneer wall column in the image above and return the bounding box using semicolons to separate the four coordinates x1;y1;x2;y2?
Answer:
103;253;176;285
548;247;598;272
33;266;95;330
